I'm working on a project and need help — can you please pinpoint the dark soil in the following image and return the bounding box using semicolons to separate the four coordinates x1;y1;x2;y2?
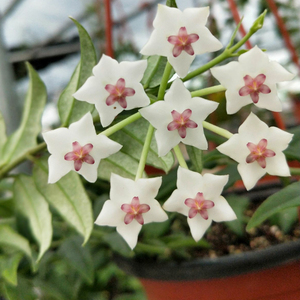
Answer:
194;201;300;259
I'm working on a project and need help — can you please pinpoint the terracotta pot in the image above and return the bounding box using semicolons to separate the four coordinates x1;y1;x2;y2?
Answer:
116;239;300;300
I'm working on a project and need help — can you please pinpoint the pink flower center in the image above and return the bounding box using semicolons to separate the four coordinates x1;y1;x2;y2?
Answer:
121;196;150;225
64;141;95;171
246;138;276;168
167;109;198;138
105;78;135;109
167;27;199;58
239;74;271;104
185;192;214;220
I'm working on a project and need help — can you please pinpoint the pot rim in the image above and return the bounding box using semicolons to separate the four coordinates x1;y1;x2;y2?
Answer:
115;238;300;280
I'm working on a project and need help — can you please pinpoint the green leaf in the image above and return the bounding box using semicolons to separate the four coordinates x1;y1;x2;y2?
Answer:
268;206;298;234
225;194;250;236
58;235;94;285
0;111;7;154
0;253;23;285
100;118;174;180
13;175;52;261
33;158;93;244
0;63;46;166
166;0;178;8
284;126;300;160
0;224;31;259
141;56;173;89
58;18;97;126
98;151;140;180
246;181;300;231
186;145;202;173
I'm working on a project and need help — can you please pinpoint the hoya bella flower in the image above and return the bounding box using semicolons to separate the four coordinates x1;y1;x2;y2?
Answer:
217;112;293;190
140;5;222;78
163;167;236;242
95;174;168;249
73;54;150;127
42;112;122;183
140;79;218;156
210;46;295;114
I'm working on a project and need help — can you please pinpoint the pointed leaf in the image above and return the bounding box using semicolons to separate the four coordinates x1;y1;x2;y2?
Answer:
284;126;300;161
246;181;300;231
58;18;97;126
186;145;203;173
0;111;7;153
141;56;174;89
0;253;23;285
98;151;141;180
0;63;46;166
33;158;93;244
13;175;52;261
0;224;31;259
58;236;94;284
104;117;174;178
225;195;250;236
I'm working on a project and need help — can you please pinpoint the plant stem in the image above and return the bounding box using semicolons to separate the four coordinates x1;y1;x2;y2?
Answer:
0;142;46;179
191;85;226;98
135;242;169;256
143;56;163;90
101;112;142;137
173;145;188;169
135;62;173;180
157;62;173;100
135;124;155;180
290;168;300;176
202;121;233;139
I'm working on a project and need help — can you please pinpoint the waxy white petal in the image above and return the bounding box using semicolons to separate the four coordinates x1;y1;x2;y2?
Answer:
211;46;295;114
73;54;149;127
43;112;122;183
140;79;218;156
164;167;235;241
95;174;168;249
141;5;222;77
217;112;293;190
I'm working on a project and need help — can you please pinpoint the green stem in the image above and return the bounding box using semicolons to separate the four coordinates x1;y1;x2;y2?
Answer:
191;85;226;98
101;112;142;137
143;56;163;90
202;121;233;139
157;62;173;100
290;168;300;176
0;142;46;179
135;125;155;180
134;62;173;180
173;145;188;169
135;242;169;256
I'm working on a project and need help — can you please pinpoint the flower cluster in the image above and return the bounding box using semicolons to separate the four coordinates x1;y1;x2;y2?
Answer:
42;3;295;250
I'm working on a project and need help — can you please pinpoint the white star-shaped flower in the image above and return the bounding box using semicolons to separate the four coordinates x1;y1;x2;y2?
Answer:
73;54;150;127
43;112;122;183
210;46;295;114
95;174;168;249
140;79;218;156
217;112;293;190
140;4;222;78
163;167;236;241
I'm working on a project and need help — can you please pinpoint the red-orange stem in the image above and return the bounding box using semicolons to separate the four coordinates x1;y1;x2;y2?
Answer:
104;0;114;57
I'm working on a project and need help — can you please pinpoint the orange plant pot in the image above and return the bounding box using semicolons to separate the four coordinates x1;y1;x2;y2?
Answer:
116;240;300;300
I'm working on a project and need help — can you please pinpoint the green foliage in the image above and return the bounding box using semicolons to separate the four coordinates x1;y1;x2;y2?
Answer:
58;18;97;126
225;195;250;236
246;181;300;231
14;175;52;261
33;158;93;244
101;117;174;180
0;63;46;167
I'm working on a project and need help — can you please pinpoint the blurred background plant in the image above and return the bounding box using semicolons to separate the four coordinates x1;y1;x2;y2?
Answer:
0;0;300;299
